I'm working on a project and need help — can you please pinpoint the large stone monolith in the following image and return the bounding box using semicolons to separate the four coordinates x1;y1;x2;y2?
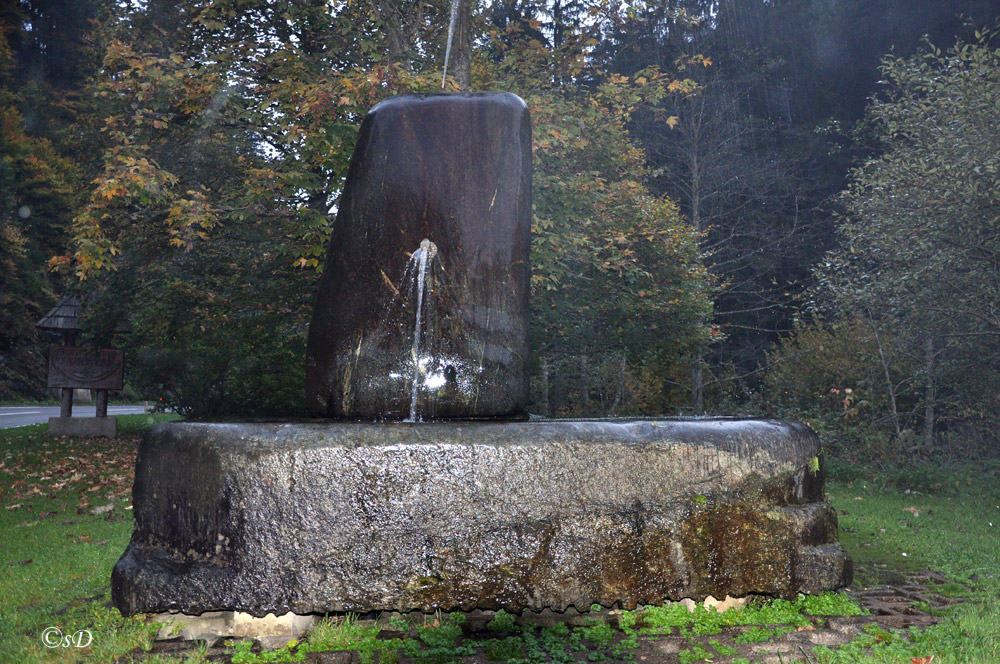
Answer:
305;93;532;420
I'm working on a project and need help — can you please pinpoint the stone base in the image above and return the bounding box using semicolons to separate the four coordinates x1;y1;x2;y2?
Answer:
153;611;316;648
150;596;750;645
48;416;117;437
112;419;852;617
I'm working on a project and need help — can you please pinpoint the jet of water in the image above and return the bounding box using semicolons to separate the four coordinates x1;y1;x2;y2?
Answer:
407;239;438;421
442;0;460;88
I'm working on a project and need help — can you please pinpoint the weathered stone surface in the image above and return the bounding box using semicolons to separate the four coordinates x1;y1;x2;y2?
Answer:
48;416;117;437
305;92;532;420
112;418;851;616
152;611;316;646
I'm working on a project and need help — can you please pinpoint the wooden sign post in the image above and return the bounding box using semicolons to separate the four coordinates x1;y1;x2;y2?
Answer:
36;297;130;437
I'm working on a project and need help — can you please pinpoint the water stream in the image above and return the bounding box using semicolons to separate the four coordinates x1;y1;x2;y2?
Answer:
404;239;438;421
441;0;460;88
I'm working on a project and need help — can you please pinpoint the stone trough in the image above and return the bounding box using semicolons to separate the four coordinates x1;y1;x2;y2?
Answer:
112;417;850;617
112;92;850;623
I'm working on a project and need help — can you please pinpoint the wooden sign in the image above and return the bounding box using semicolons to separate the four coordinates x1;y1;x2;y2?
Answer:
47;347;124;390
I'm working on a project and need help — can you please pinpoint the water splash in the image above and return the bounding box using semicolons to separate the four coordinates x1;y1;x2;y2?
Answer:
405;239;438;421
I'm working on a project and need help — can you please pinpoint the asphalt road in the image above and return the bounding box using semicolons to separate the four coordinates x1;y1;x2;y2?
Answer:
0;405;150;429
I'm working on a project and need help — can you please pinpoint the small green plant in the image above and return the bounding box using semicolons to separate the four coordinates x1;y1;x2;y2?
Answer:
610;632;639;660
229;638;305;663
708;639;737;656
302;615;402;664
577;620;615;646
540;623;582;663
408;613;475;664
677;642;713;663
797;591;868;616
387;615;410;631
733;625;795;643
487;609;518;633
617;609;638;632
484;636;523;661
636;603;706;635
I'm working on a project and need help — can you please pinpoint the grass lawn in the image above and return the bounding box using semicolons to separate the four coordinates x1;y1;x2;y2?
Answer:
818;474;1000;663
2;418;998;663
0;416;175;663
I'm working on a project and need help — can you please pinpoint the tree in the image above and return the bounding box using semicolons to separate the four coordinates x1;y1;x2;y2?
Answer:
57;0;409;415
56;0;713;418
0;4;82;399
483;10;714;416
816;27;1000;451
525;74;713;415
590;1;838;411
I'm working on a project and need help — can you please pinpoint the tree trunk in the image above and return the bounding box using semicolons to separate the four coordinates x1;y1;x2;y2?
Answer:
578;354;589;415
451;0;472;90
540;356;550;417
689;132;705;414
691;358;704;413
608;353;626;417
923;335;935;448
372;0;413;70
867;310;902;442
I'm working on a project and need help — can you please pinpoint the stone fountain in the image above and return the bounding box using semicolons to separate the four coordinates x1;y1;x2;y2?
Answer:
112;93;850;621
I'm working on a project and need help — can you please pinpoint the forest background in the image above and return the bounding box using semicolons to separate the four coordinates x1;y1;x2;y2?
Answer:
2;0;1000;469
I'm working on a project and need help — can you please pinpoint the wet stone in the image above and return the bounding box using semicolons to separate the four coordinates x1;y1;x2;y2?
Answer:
112;418;851;616
305;92;532;420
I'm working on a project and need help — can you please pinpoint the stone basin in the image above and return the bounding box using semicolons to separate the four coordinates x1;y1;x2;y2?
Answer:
111;418;851;617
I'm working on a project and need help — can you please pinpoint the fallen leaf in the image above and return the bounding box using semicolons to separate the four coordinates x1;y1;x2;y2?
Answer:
795;624;816;632
6;559;32;566
90;504;114;515
904;506;921;516
5;503;22;510
911;656;935;664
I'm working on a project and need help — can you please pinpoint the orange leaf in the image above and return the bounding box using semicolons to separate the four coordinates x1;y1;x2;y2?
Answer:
911;656;934;664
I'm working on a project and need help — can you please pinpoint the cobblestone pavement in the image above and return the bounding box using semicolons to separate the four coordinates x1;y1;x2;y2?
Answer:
135;570;964;663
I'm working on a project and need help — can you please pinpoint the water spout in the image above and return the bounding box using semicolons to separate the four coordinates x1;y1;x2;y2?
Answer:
441;0;460;88
407;239;438;421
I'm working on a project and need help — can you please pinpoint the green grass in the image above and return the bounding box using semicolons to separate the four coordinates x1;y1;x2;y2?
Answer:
0;399;152;407
0;414;178;663
819;468;1000;663
827;475;1000;581
3;417;999;663
221;467;1000;664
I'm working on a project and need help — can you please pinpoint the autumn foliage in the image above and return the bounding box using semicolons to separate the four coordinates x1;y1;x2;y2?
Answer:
28;0;712;417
